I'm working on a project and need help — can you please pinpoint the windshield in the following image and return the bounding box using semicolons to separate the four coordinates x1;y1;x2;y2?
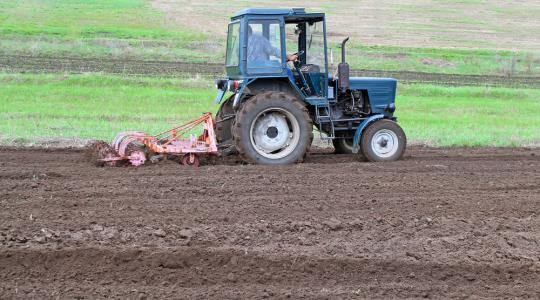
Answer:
306;21;326;72
226;22;240;66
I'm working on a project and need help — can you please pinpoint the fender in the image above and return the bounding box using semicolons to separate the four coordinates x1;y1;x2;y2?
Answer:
232;79;254;108
214;79;256;105
352;114;385;154
232;77;305;109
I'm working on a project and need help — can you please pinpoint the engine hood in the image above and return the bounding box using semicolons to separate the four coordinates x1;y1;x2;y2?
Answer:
349;77;397;115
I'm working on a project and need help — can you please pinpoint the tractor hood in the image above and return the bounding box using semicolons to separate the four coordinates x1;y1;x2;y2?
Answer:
349;77;397;115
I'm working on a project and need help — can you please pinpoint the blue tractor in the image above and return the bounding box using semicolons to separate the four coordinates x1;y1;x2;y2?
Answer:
215;8;406;165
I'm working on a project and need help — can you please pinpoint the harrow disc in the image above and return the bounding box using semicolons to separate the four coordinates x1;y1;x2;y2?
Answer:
112;131;148;157
112;131;146;149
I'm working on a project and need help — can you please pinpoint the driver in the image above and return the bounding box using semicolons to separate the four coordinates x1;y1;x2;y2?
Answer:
247;25;298;63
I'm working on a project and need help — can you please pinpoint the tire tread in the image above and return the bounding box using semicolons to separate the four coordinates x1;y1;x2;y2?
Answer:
360;119;406;162
232;92;313;164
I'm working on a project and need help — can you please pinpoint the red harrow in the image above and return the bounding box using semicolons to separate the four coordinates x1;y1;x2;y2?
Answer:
91;113;218;167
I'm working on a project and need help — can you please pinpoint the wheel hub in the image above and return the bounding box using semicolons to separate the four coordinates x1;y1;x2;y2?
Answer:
266;126;279;139
371;129;398;158
248;107;302;160
252;113;291;153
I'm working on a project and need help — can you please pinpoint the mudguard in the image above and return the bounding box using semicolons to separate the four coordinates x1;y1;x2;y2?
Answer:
352;114;385;154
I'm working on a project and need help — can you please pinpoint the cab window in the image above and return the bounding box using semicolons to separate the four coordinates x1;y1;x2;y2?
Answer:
226;22;240;66
247;20;282;73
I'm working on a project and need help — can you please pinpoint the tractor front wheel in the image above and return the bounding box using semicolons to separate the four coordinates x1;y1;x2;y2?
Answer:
360;119;406;162
233;92;313;165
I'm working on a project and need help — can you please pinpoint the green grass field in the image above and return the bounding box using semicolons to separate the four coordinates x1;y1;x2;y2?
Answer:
1;73;539;147
0;74;216;146
0;0;199;39
343;44;540;76
398;85;540;147
0;0;214;62
1;0;539;76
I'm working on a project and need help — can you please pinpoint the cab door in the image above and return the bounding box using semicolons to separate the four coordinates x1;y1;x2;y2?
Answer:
244;16;286;76
284;17;329;99
303;19;329;98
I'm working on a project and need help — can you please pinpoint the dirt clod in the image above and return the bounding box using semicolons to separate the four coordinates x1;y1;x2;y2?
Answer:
178;229;192;239
323;218;343;231
153;229;167;238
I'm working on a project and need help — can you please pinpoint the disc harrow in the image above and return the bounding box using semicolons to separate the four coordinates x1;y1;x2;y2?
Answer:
91;113;218;167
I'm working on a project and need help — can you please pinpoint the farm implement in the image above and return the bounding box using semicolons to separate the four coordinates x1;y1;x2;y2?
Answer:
92;113;218;167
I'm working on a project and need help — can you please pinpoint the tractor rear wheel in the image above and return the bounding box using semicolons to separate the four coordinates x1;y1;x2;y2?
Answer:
360;119;406;162
216;95;235;143
233;92;313;165
216;95;238;156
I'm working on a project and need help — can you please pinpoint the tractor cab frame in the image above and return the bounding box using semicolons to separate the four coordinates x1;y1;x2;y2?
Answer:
219;8;330;105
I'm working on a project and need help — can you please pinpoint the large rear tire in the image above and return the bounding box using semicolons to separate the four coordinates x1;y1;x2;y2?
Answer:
216;95;235;143
360;119;406;162
233;92;313;165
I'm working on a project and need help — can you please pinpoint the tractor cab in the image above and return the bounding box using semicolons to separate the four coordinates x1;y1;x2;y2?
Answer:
223;8;328;100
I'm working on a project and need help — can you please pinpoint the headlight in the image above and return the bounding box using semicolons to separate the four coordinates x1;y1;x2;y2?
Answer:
228;80;243;91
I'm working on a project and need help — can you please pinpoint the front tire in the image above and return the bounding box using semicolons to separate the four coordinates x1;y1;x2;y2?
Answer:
360;119;406;162
233;92;313;165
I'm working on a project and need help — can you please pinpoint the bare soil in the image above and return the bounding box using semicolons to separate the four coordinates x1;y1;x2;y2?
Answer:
1;147;540;299
3;55;539;88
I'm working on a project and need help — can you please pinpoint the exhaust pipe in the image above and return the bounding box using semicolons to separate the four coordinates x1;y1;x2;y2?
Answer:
338;37;350;91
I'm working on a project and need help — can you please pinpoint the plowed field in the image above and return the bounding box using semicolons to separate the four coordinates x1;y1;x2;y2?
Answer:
1;147;539;299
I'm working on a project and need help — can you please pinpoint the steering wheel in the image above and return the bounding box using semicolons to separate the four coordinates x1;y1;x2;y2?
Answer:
291;51;311;95
292;50;305;63
292;50;305;70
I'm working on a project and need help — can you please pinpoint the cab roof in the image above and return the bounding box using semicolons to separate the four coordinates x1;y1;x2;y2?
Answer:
232;7;324;19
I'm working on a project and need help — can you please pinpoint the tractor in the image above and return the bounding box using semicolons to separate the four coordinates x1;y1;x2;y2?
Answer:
93;8;406;167
214;8;406;165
